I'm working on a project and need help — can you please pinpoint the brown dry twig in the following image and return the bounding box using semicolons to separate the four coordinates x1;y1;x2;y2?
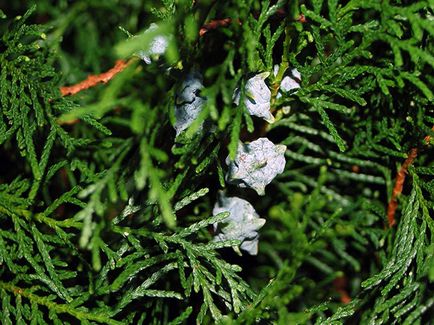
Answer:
60;59;131;96
296;14;307;23
387;126;434;227
387;148;418;227
199;18;235;37
333;276;351;304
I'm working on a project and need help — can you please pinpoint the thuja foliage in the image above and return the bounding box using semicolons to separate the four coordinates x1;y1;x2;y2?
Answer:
0;0;433;323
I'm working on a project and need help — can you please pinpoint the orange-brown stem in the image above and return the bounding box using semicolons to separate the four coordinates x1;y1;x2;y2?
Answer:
387;148;418;227
333;276;351;304
199;18;235;37
296;13;307;23
387;126;434;227
199;13;306;37
60;59;131;96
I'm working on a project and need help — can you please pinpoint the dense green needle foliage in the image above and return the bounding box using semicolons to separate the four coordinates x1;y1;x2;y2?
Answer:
0;0;433;324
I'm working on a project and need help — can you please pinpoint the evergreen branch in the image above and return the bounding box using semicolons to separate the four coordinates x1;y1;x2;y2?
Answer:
270;0;302;106
1;1;433;323
0;281;123;325
60;16;242;100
